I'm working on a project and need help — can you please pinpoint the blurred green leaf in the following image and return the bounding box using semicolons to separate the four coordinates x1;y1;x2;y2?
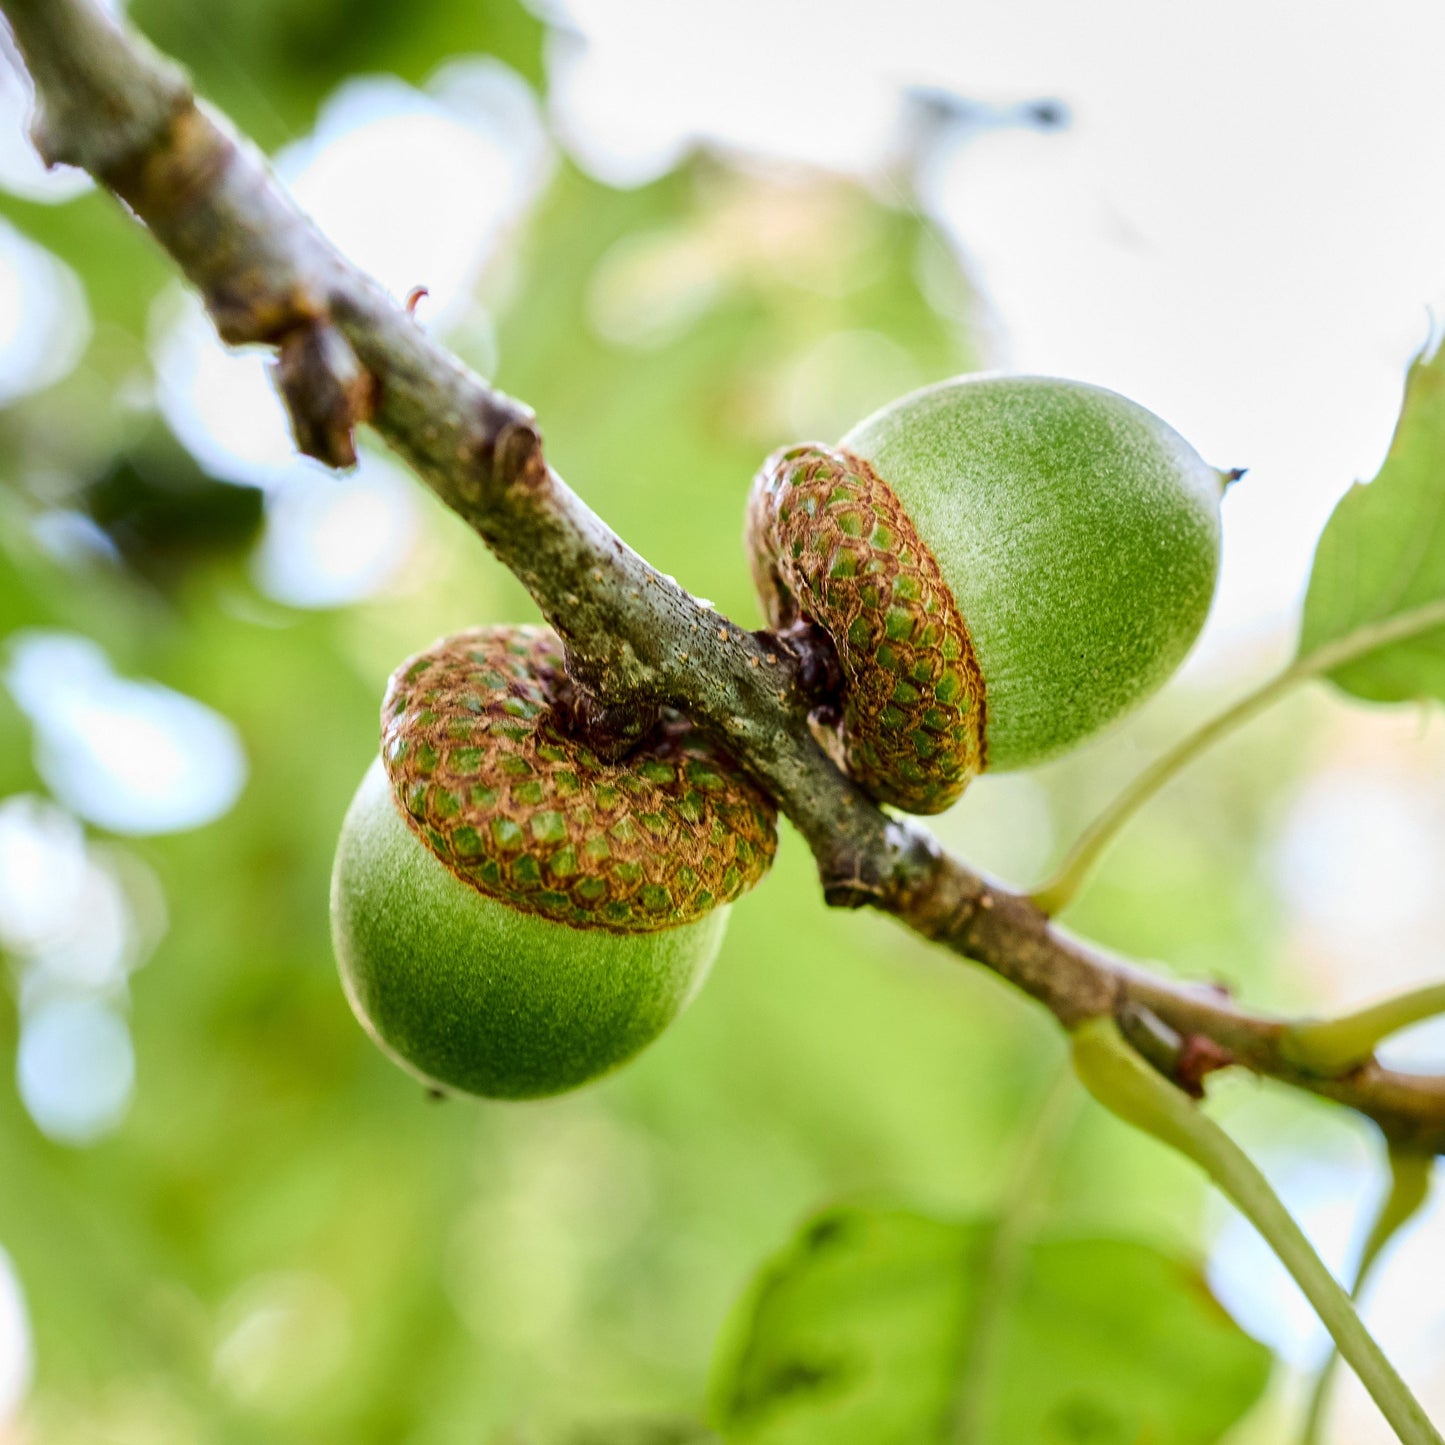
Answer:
708;1206;1271;1445
130;0;544;148
84;429;265;587
1300;344;1445;697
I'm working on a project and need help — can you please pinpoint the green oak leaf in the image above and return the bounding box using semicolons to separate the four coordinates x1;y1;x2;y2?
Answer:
708;1207;1271;1445
1300;344;1445;698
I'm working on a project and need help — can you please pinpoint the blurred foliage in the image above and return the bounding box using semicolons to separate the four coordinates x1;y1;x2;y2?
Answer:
131;0;545;146
4;0;1429;1440
83;428;266;587
710;1206;1271;1444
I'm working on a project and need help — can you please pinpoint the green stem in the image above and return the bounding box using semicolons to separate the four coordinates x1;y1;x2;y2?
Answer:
950;1065;1081;1443
1031;598;1445;917
1282;985;1445;1077
1071;1017;1442;1445
1299;1148;1435;1445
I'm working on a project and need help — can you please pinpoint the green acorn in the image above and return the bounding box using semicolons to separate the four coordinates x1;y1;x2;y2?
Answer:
330;626;777;1099
747;374;1225;814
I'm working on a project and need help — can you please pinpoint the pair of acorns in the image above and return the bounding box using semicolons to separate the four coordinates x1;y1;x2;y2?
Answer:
331;375;1226;1098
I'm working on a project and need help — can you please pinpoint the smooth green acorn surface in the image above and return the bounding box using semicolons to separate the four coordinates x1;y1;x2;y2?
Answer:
332;760;728;1099
842;374;1223;773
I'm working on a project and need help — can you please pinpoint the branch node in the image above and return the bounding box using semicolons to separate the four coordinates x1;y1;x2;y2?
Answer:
821;836;896;909
550;656;660;763
271;317;375;469
1119;1002;1234;1099
823;879;881;909
767;618;844;715
494;418;546;491
1118;1002;1183;1075
1176;1032;1235;1097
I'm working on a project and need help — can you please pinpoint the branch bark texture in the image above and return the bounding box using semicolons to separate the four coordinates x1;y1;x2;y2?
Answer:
7;0;1445;1152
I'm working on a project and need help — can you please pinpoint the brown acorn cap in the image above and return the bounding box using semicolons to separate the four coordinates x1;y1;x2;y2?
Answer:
746;444;985;814
382;626;777;933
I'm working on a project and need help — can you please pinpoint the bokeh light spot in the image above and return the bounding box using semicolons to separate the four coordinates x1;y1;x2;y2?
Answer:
6;630;247;835
213;1273;350;1413
17;996;135;1144
0;1246;31;1429
251;455;419;609
0;793;89;952
0;216;90;403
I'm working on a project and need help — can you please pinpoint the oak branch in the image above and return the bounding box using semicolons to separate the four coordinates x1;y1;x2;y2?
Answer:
6;0;1445;1150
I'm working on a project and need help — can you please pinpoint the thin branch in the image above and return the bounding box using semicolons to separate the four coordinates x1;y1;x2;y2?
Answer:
7;0;1445;1153
1284;983;1445;1077
1074;1018;1442;1445
1299;1147;1435;1445
1032;598;1445;916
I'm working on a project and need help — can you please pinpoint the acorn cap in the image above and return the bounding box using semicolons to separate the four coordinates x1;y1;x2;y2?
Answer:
747;445;986;814
748;374;1223;813
382;625;777;931
332;758;729;1098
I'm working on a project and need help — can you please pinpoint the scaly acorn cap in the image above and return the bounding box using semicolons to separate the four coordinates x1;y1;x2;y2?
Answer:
382;625;777;930
747;444;986;814
747;375;1224;814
